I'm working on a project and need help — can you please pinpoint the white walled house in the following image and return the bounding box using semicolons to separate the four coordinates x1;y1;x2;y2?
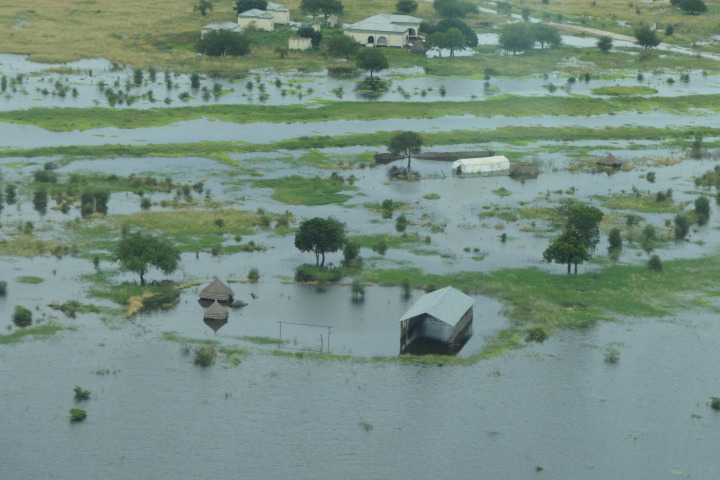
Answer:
452;156;511;176
289;36;312;50
237;9;274;32
344;14;422;48
266;2;290;24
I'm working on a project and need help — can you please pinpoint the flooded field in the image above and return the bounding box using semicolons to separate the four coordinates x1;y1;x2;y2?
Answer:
2;47;720;479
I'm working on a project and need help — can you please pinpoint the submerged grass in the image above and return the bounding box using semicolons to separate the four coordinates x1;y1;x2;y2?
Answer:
0;323;75;345
4;95;720;132
251;176;355;205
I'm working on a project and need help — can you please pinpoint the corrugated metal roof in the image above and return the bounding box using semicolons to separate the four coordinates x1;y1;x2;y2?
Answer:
398;286;474;327
452;155;509;168
239;9;273;18
266;2;289;11
202;22;243;32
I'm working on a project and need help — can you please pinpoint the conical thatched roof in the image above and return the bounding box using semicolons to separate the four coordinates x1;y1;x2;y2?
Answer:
199;277;234;302
204;300;229;321
597;153;624;167
204;317;228;332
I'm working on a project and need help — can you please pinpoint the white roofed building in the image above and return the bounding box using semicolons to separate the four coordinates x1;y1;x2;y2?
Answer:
344;14;422;48
266;2;290;24
452;155;511;176
238;9;274;31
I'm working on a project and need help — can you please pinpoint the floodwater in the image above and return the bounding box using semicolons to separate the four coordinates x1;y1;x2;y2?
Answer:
2;51;720;479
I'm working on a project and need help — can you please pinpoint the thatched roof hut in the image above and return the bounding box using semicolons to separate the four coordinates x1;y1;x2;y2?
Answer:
204;317;228;333
203;300;229;321
199;277;234;303
597;153;625;168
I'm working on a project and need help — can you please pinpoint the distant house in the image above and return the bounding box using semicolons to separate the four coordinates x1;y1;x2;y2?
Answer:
452;155;511;176
238;9;274;32
399;286;474;355
289;36;312;50
266;2;290;24
344;14;422;48
597;153;625;168
201;21;243;38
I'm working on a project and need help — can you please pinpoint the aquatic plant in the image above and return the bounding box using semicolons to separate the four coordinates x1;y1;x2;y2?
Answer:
711;397;720;411
69;408;87;422
247;268;260;282
12;305;32;328
73;386;90;400
525;326;548;343
194;345;216;367
604;346;620;364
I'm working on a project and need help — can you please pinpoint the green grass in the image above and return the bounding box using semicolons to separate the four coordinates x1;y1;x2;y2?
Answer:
16;276;44;284
251;175;355;205
0;323;75;345
592;86;659;96
5;94;720;132
348;233;422;250
592;193;677;213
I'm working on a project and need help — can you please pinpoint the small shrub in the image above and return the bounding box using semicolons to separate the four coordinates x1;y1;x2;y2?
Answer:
604;347;620;364
73;386;91;400
646;171;656;183
351;278;365;301
372;240;388;255
608;228;622;250
0;281;6;296
648;254;662;272
711;397;720;411
395;214;408;233
12;305;32;327
694;195;710;226
674;213;689;240
69;408;87;422
194;345;216;367
401;278;411;300
140;197;152;210
525;326;548;343
247;267;260;282
214;218;225;229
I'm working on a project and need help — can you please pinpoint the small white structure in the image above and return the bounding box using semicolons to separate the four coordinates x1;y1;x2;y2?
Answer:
238;9;274;31
289;36;312;50
266;2;290;24
452;155;511;176
344;14;422;48
201;21;243;38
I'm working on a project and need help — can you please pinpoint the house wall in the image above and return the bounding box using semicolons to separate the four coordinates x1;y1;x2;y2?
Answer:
344;30;408;48
238;17;274;31
289;37;312;50
269;10;290;24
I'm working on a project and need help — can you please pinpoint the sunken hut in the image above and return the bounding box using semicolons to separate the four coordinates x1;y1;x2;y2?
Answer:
399;286;474;355
199;277;234;306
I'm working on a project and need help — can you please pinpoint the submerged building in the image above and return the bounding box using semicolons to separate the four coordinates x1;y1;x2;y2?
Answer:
452;155;510;176
399;286;474;355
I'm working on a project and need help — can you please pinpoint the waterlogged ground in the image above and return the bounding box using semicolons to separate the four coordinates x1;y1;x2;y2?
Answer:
2;53;720;478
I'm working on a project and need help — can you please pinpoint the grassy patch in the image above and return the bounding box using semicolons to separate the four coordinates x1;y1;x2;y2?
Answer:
592;193;676;213
48;301;112;318
0;323;75;345
251;175;354;205
348;233;422;250
88;280;180;317
592;86;658;96
16;276;44;284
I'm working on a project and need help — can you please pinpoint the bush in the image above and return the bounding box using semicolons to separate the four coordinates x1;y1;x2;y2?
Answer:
604;347;620;364
395;214;408;233
525;326;548;343
351;278;365;301
401;278;411;300
646;171;656;183
12;305;32;327
608;228;622;250
73;386;91;400
342;241;362;269
294;265;343;283
194;345;216;367
69;408;87;422
0;281;6;296
648;254;663;272
247;267;260;282
711;397;720;411
372;240;388;255
197;31;250;56
674;213;689;240
694;195;710;225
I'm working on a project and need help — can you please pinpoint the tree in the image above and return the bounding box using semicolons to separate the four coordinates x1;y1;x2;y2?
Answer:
498;23;535;55
194;0;214;16
294;217;346;266
694;195;710;225
356;48;388;79
196;31;250;56
597;35;613;53
608;227;622;251
634;25;660;49
297;26;322;48
677;0;707;15
427;28;467;57
116;231;181;285
550;200;604;258
543;230;588;274
234;0;267;13
431;19;478;47
327;34;359;60
674;212;689;240
433;0;475;18
396;0;418;14
301;0;343;19
533;23;561;49
388;131;423;173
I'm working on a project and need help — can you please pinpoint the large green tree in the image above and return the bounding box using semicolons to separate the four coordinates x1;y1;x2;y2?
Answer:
396;0;418;14
543;231;588;274
532;23;561;49
427;28;467;57
116;231;181;285
196;31;250;57
388;131;423;173
356;48;388;79
300;0;343;19
673;0;707;15
433;18;478;47
327;34;359;60
634;25;660;49
294;217;346;266
550;199;604;258
498;23;535;55
235;0;267;13
194;0;214;16
433;0;476;18
597;35;613;53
